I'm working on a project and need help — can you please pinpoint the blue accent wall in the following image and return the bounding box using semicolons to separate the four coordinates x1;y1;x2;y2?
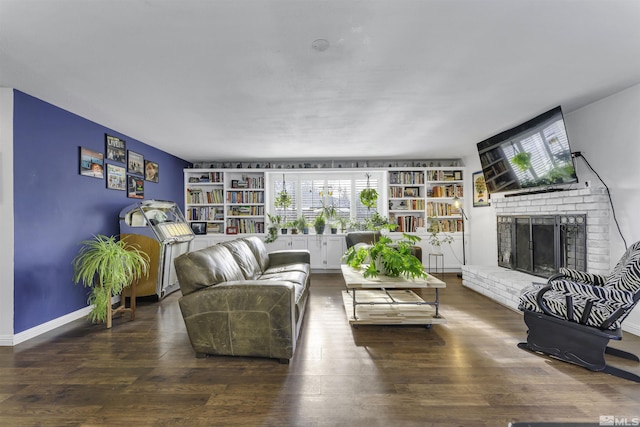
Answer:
12;90;191;333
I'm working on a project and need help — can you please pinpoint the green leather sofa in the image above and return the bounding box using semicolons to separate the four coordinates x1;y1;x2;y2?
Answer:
174;236;310;363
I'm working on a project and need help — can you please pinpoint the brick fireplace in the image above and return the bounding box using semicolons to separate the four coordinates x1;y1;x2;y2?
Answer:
462;187;611;311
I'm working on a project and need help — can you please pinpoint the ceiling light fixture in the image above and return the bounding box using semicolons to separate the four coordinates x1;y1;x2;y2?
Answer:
312;39;330;52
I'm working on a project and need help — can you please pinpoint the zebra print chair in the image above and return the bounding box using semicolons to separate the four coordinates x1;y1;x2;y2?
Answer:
517;241;640;382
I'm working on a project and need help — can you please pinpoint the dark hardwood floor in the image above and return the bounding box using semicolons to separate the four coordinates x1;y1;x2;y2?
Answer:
1;273;639;426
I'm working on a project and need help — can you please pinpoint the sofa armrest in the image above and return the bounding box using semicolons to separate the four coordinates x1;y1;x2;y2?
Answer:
550;279;635;308
268;249;311;267
178;280;297;360
558;268;606;286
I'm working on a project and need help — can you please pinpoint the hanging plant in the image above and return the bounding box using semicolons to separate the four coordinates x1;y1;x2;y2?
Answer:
360;173;378;209
274;174;292;210
512;151;532;172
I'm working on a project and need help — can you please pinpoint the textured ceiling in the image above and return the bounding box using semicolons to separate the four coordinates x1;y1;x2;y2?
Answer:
1;0;639;163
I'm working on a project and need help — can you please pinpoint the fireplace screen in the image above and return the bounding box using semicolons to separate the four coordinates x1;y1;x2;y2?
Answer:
497;214;586;278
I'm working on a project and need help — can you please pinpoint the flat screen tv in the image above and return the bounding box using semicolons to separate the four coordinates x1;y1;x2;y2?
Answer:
477;106;578;195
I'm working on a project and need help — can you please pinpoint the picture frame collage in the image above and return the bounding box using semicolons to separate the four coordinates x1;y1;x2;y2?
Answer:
79;133;160;199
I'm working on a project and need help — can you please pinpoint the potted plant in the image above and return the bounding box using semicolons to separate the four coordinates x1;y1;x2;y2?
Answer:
265;213;282;243
337;216;349;233
427;217;454;251
313;214;326;235
294;215;309;234
72;234;149;327
343;233;427;279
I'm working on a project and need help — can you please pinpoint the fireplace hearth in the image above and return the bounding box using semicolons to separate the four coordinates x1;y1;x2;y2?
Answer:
497;214;586;278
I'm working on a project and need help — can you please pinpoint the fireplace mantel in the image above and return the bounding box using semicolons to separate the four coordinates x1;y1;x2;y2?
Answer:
491;187;611;274
462;186;611;313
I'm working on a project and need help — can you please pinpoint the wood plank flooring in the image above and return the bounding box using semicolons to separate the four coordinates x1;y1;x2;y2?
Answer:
1;273;639;426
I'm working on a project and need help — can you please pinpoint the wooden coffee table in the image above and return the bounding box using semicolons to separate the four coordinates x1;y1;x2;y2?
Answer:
340;264;447;327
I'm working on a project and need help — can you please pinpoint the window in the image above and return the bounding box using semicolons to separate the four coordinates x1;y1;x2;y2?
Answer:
267;171;384;224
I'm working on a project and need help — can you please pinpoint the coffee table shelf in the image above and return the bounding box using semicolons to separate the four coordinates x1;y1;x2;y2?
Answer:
340;265;446;327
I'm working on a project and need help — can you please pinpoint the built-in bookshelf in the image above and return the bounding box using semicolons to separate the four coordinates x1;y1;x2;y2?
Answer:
388;169;427;233
425;168;464;234
184;169;265;235
387;167;465;234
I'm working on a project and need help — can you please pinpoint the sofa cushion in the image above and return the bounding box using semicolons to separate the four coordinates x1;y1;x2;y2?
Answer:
259;270;308;288
220;239;262;280
241;236;270;272
174;244;245;296
263;263;310;276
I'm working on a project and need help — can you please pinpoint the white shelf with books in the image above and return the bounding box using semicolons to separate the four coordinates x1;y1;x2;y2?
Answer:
388;169;427;233
224;171;265;235
425;167;465;234
184;169;266;235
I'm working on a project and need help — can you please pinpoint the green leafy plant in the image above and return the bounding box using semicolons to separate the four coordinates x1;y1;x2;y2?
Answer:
265;213;282;243
72;234;149;324
313;214;326;234
427;217;454;247
294;215;308;234
512;151;532;172
359;173;378;210
343;233;427;279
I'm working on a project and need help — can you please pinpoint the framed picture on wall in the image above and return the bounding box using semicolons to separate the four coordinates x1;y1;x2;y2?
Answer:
106;164;126;190
473;170;490;207
127;150;144;175
144;160;159;183
79;147;104;179
127;175;144;199
105;134;126;163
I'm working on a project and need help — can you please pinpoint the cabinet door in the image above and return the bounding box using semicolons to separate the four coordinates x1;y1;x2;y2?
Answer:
265;237;291;252
324;236;346;269
307;237;325;269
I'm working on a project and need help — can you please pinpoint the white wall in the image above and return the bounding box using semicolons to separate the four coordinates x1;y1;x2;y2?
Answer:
565;84;640;334
0;88;15;344
464;83;640;335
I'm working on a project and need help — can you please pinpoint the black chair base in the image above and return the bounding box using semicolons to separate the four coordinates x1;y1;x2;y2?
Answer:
518;310;640;383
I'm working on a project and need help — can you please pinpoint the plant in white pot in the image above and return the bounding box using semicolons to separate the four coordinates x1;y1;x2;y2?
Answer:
72;234;149;328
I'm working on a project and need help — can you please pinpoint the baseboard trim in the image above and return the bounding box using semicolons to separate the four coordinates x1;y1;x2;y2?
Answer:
6;306;93;346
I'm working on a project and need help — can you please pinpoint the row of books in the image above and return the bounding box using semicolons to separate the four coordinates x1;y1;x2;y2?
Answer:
433;219;463;233
391;214;426;233
229;176;265;189
186;207;224;221
227;206;265;216
388;186;423;198
187;172;224;183
389;199;425;211
226;219;265;234
186;188;224;204
389;171;425;185
227;190;265;204
426;202;461;217
428;185;463;198
426;170;463;182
